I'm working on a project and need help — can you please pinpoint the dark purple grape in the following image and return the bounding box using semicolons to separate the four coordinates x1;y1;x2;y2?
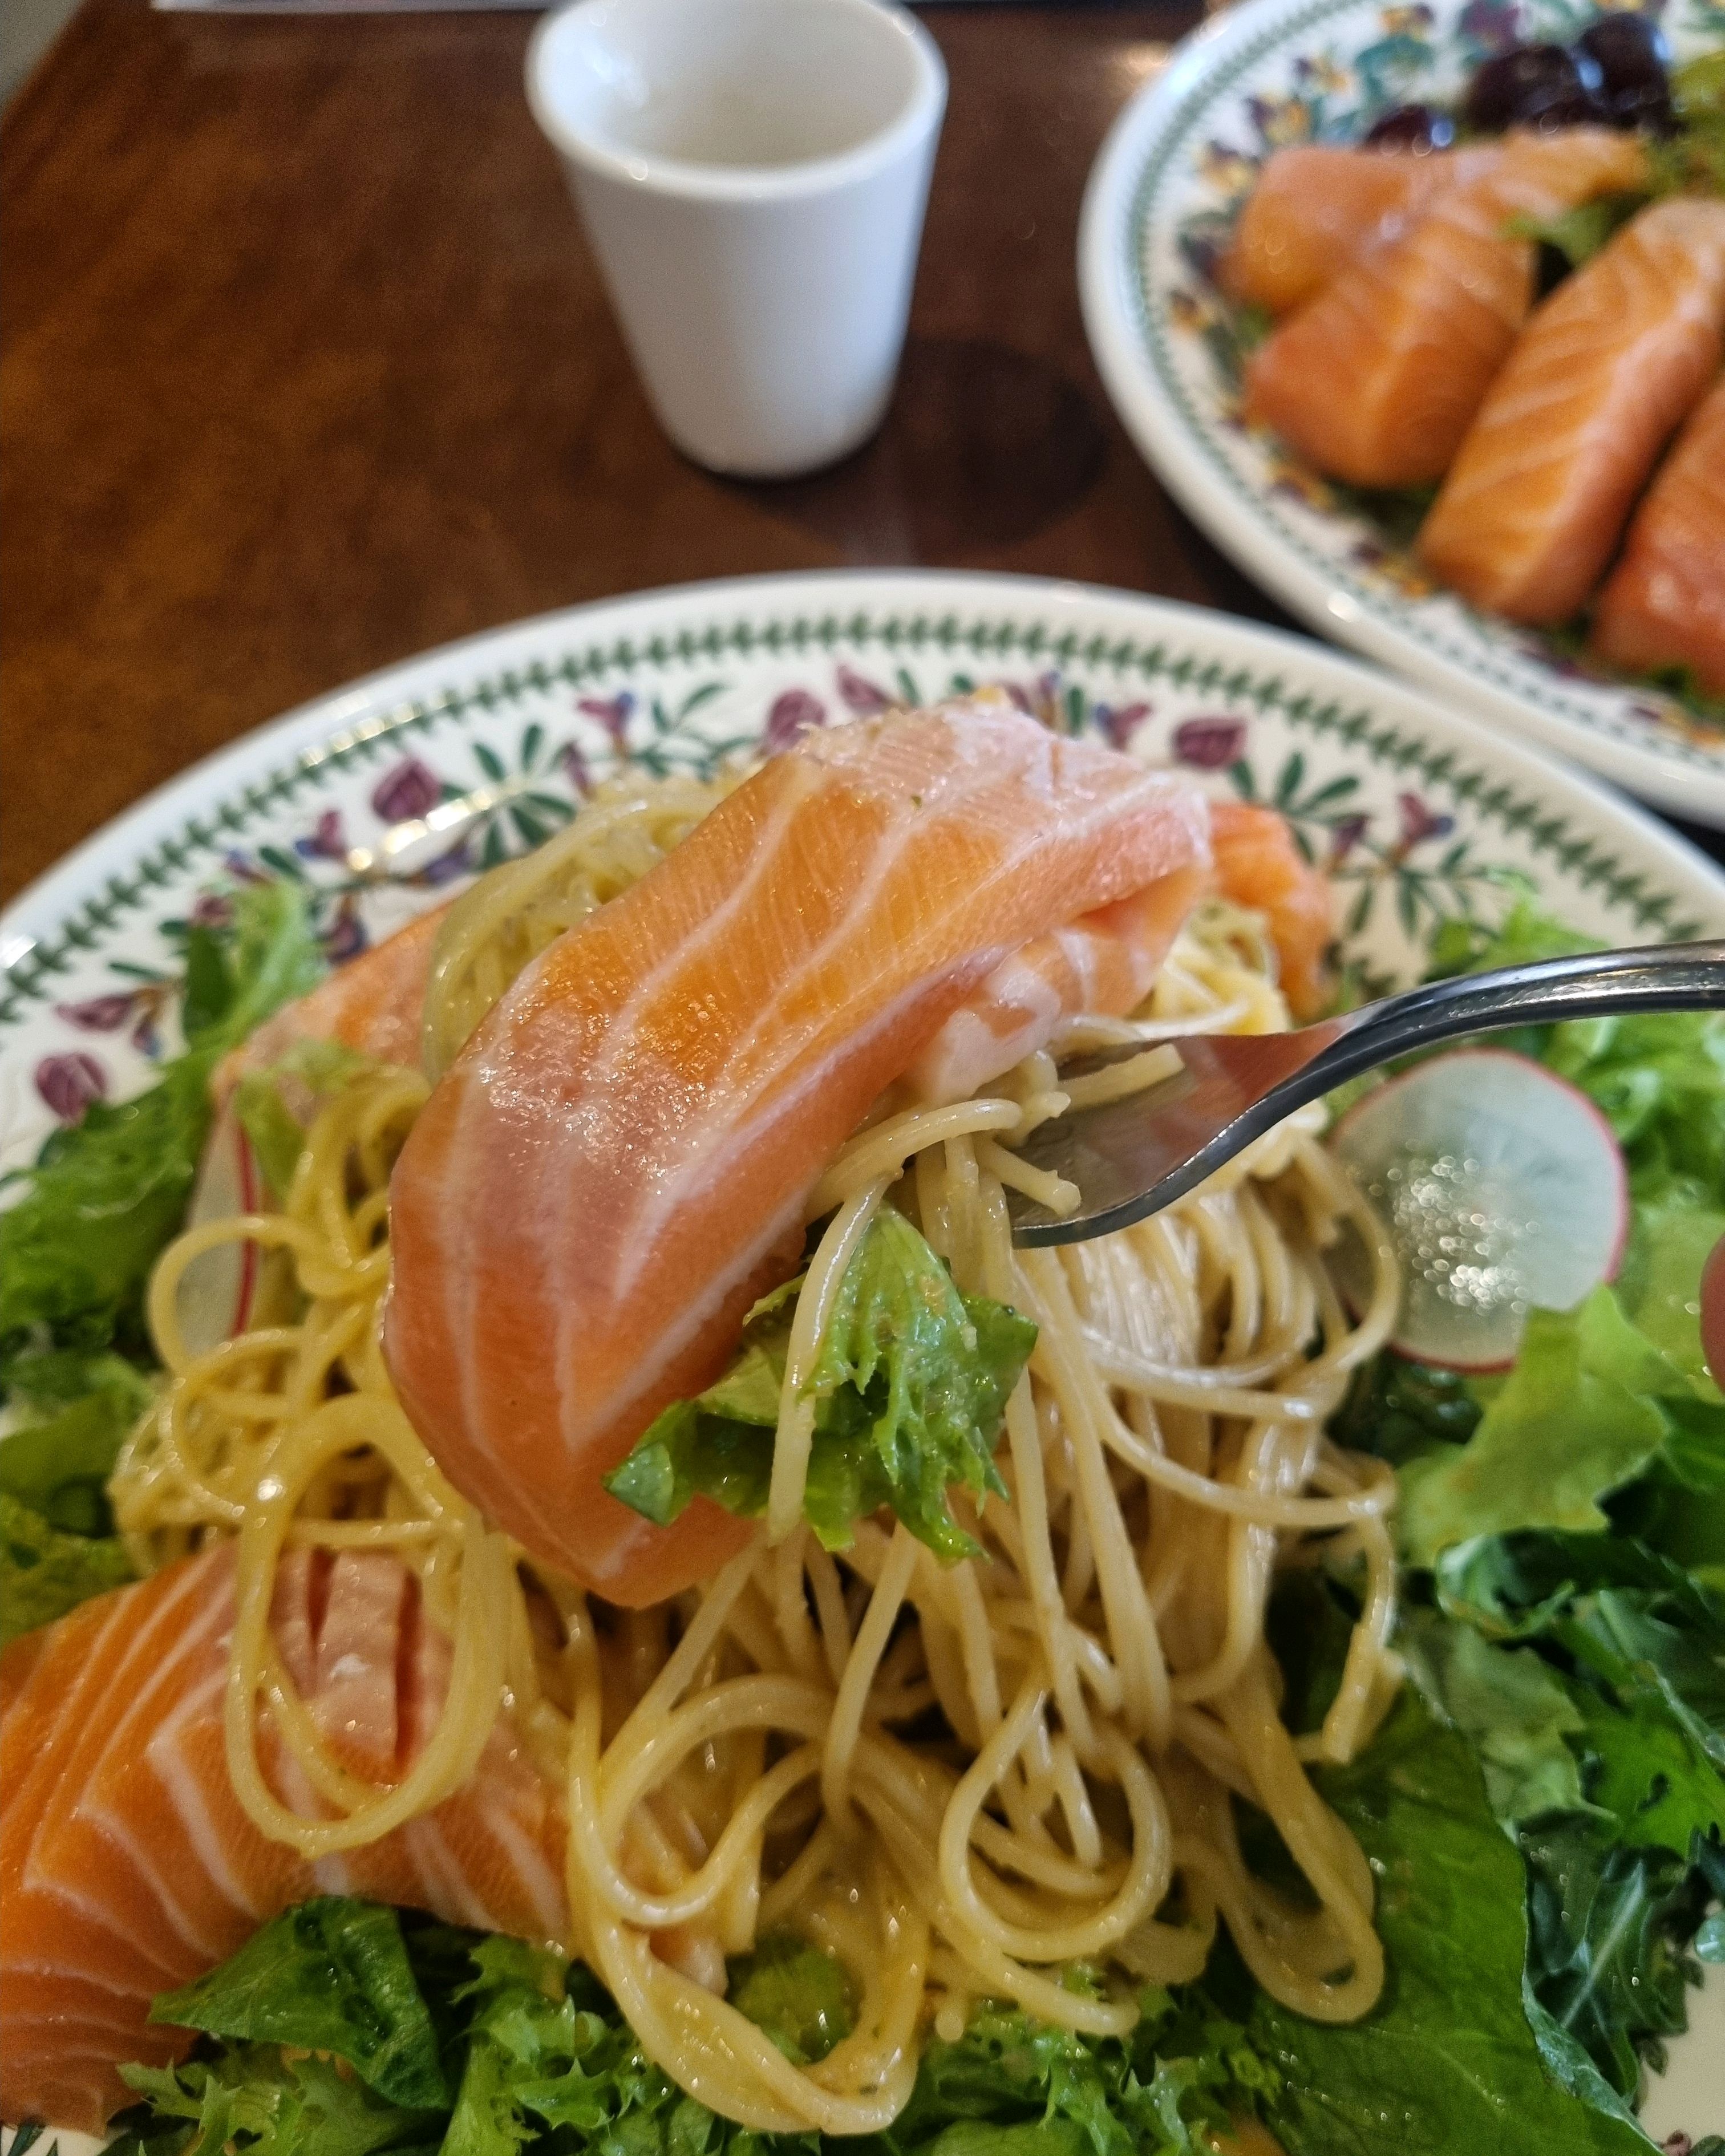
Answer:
1363;102;1458;152
1574;13;1673;129
1464;42;1606;131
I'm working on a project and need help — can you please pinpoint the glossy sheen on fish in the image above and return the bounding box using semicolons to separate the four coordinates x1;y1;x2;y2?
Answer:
0;1545;565;2134
384;699;1211;1606
1219;144;1456;317
1420;200;1725;625
1592;371;1725;695
1243;130;1647;488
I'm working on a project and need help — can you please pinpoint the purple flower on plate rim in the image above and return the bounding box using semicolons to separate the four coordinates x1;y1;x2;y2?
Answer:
1094;702;1153;752
1172;716;1247;769
37;1052;108;1122
55;991;137;1033
560;741;594;797
56;980;175;1059
578;692;637;753
764;690;827;752
836;664;894;716
295;808;350;862
999;671;1065;730
371;757;444;826
1324;812;1372;869
1397;791;1455;848
322;891;369;965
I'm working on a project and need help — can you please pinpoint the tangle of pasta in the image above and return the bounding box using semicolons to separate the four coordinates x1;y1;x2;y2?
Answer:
111;770;1403;2138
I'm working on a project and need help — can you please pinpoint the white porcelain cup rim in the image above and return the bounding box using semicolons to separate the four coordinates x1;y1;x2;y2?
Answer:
525;0;947;206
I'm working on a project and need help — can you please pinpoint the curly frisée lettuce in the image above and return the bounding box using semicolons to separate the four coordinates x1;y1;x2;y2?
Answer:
112;1899;1279;2156
605;1209;1037;1561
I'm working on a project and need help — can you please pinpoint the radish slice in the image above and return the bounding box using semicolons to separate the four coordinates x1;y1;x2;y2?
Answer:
1329;1047;1628;1372
177;1099;267;1356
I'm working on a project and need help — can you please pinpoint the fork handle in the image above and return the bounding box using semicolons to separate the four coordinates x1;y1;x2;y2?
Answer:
1323;938;1725;1084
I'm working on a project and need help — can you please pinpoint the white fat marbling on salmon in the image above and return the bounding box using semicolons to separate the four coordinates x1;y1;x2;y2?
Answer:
384;698;1210;1604
1;1545;576;2134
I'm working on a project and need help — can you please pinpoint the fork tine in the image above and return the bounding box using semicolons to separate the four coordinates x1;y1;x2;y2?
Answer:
1008;1024;1350;1245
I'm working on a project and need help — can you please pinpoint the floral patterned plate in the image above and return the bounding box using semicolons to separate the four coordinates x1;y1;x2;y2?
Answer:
0;571;1721;2146
1078;0;1725;828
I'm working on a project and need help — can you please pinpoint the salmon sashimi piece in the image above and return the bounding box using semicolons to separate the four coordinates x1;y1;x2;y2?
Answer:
903;883;1194;1101
1220;145;1456;317
384;697;1210;1607
1419;200;1725;625
0;1543;566;2133
1591;371;1725;695
1244;129;1649;488
210;901;447;1105
1209;800;1334;1021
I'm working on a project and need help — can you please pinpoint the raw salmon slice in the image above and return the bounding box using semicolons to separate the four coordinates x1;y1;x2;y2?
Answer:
0;1543;566;2134
1419;200;1725;625
384;696;1210;1606
905;884;1192;1100
1208;800;1334;1020
1244;129;1648;488
1220;145;1456;317
1591;371;1725;695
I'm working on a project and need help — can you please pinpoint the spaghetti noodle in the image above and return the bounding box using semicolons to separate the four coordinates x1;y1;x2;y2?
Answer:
111;771;1402;2137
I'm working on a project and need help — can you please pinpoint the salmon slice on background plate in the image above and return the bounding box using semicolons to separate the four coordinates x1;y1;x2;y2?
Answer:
1218;143;1460;318
1591;369;1725;696
383;696;1210;1606
0;1544;567;2134
1419;198;1725;625
1243;128;1649;488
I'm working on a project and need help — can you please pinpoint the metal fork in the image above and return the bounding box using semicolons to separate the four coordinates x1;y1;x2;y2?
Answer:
1006;941;1725;1247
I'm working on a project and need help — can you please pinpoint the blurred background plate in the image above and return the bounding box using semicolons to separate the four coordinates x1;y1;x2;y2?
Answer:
1079;0;1725;829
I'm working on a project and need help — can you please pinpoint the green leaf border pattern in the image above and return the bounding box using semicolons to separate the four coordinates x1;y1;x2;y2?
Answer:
1;605;1704;1034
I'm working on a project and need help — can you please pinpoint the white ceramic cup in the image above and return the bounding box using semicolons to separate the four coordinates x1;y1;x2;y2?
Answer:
527;0;946;479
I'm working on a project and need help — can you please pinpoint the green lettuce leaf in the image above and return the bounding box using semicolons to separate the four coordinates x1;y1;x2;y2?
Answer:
881;1985;1277;2156
1520;1821;1711;2101
1615;1188;1725;1381
1650;51;1725;198
1420;1530;1724;2096
606;1210;1036;1560
1427;900;1725;1205
1569;1680;1725;1859
111;2045;444;2156
0;1489;132;1646
0;1352;152;1535
1246;1686;1651;2156
234;1039;374;1199
115;1906;1280;2156
1399;1288;1690;1565
1396;1607;1594;1826
1327;1351;1481;1472
1503;196;1642;269
0;881;325;1362
1435;1531;1725;1773
726;1935;855;2068
151;1898;451;2111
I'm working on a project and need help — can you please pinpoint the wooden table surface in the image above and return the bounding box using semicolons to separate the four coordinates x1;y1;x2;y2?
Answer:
3;0;1720;902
